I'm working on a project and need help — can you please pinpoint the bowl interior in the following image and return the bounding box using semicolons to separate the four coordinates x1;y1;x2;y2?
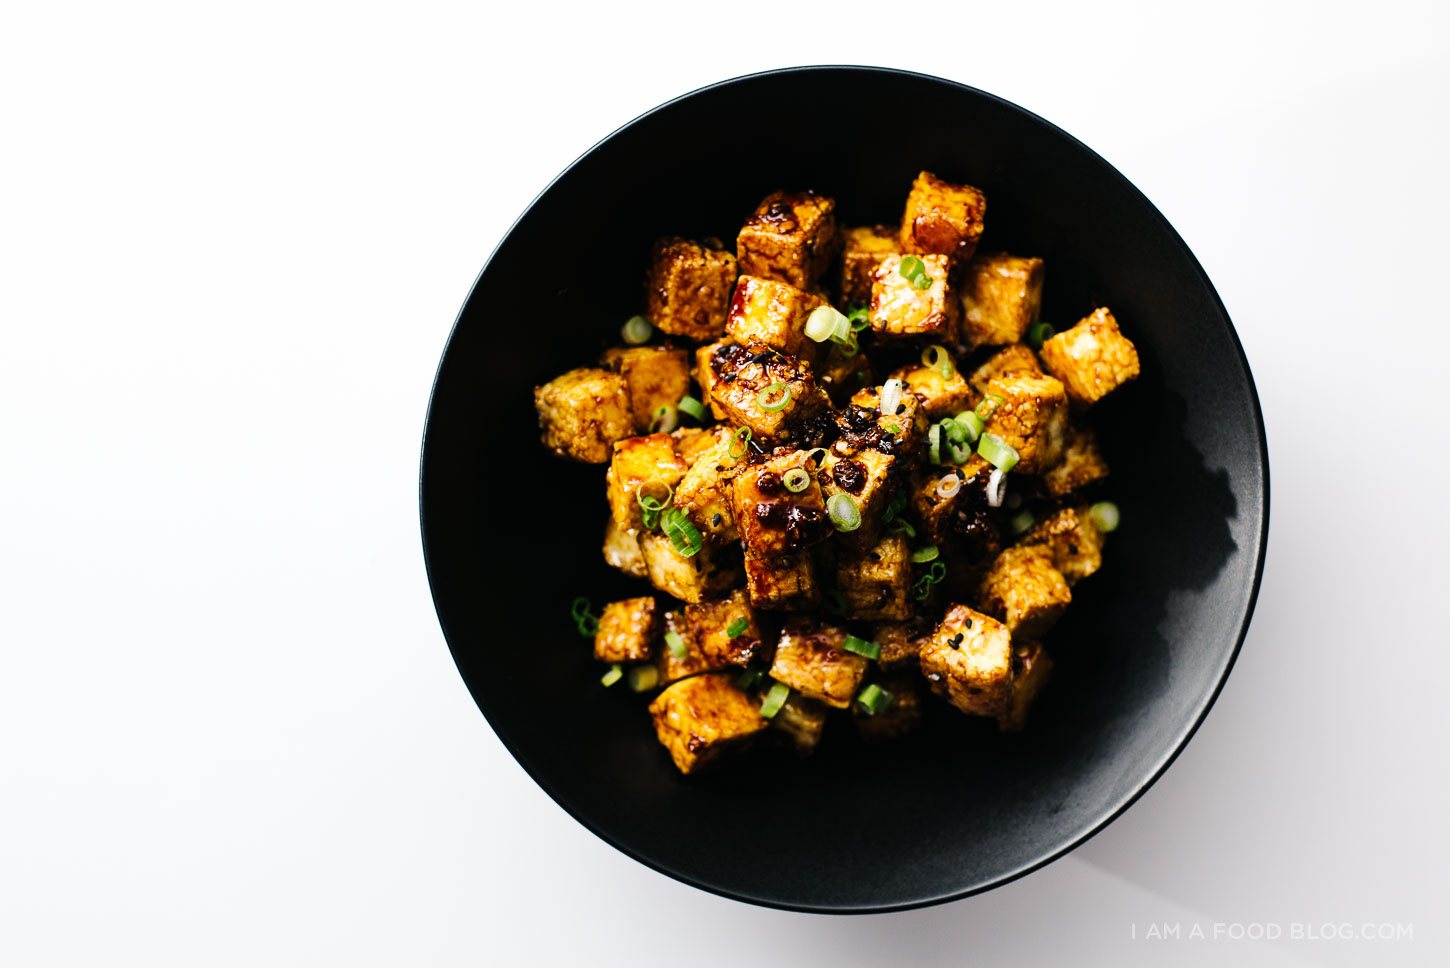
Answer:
421;67;1267;912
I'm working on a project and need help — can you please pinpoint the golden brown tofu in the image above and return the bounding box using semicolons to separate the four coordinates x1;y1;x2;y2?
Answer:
602;517;647;578
919;604;1013;716
644;236;738;341
731;450;833;559
838;224;901;307
605;433;689;534
1020;505;1104;586
976;545;1071;638
686;589;767;668
1039;307;1140;407
638;530;744;604
769;620;868;708
594;596;658;663
725;275;828;361
836;533;912;621
649;673;768;774
982;373;1069;474
736;190;840;290
770;693;830;755
672;424;727;468
968;344;1044;398
533;367;634;464
744;552;820;611
672;435;742;544
705;341;832;443
1038;421;1110;499
819;447;898;551
655;609;720;684
816;344;874;406
869;253;959;343
871;618;933;672
957;254;1045;351
854;672;923;742
899;171;986;259
846;383;931;458
891;351;973;419
998;640;1053;732
693;339;731;420
600;345;692;433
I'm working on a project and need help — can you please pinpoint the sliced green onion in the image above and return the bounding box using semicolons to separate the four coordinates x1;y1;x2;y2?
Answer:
947;438;974;465
880;378;904;416
736;666;766;690
760;682;790;719
930;561;946;580
1090;501;1121;533
940;417;966;445
1009;509;1036;535
571;597;592;620
805;305;849;343
728;426;752;460
890;519;916;538
921;344;953;378
677;395;707;421
884;423;902;434
827;493;861;532
641;506;661;530
882;490;907;524
636;480;673;512
650;404;679;433
836;334;860;358
757;382;792;411
978;432;1020;472
573;597;600;637
621;315;652;344
726;617;750;638
665;630;687;658
1025;321;1056;350
847;305;870;331
627;665;659;692
911;545;939;563
975;393;1005;420
600;664;624;687
660;507;703;557
843;635;881;660
928;423;942;465
803;447;828;467
913;561;947;601
782;467;811;493
898;256;926;285
913;273;932;290
856;683;895;715
953;410;985;444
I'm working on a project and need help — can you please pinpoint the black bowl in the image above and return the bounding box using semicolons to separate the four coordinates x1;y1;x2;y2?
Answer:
420;66;1268;912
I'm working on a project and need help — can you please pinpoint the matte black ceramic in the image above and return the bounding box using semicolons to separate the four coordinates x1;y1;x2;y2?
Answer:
421;66;1268;913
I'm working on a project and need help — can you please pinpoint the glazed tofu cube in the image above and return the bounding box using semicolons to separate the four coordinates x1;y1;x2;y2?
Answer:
1020;506;1104;585
899;170;986;259
600;345;692;433
602;517;647;578
725;275;827;360
605;433;689;534
594;596;658;664
982;373;1069;474
816;345;874;406
838;224;900;307
686;589;767;668
968;344;1043;397
820;446;898;551
706;341;832;443
638;530;744;604
672;425;727;468
644;236;738;341
673;436;741;544
919;605;1013;716
736;190;840;290
744;552;820;611
958;254;1045;351
693;340;730;420
533;367;633;463
769;620;869;708
890;350;973;419
649;673;768;774
846;383;931;457
976;545;1071;638
1039;307;1141;407
869;254;959;343
836;534;912;620
1039;421;1110;499
731;450;833;559
854;672;923;742
998;640;1053;732
911;457;995;547
770;693;830;755
871;619;933;672
655;609;719;685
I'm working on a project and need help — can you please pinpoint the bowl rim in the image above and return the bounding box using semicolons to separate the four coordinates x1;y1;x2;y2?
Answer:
419;64;1271;914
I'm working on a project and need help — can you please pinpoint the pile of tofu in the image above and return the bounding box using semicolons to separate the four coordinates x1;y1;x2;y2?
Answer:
534;172;1140;774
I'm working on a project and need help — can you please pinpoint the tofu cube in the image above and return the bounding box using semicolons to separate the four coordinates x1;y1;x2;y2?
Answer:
1039;307;1141;407
671;425;728;468
770;693;830;756
957;254;1045;351
648;673;768;774
837;224;900;307
605;433;689;534
816;345;874;406
910;457;997;548
686;589;767;668
693;340;730;420
836;533;912;620
854;672;923;742
890;350;973;419
976;545;1071;638
845;384;931;458
655;609;720;685
736;190;840;290
871;619;933;672
602;517;647;578
600;345;693;433
644;236;738;341
919;605;1013;716
968;344;1043;398
982;373;1069;474
725;275;827;360
672;435;742;544
820;447;897;551
869;254;959;343
998;640;1054;732
705;340;832;443
594;596;658;663
638;530;744;604
744;552;820;611
731;450;833;559
899;170;987;259
1038;421;1110;499
768;620;869;708
1020;506;1104;585
533;367;633;463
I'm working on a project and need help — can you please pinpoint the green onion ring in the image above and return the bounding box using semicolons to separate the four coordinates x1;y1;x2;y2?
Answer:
1090;501;1121;533
975;393;1005;420
726;617;750;638
650;404;679;433
928;423;942;465
621;315;652;345
759;681;791;719
626;665;659;692
977;432;1020;472
600;664;623;687
728;426;752;460
842;635;881;660
911;545;940;564
676;395;707;421
856;683;895;714
1026;321;1056;350
803;447;828;467
664;630;688;658
954;410;985;444
757;382;792;411
827;493;862;532
782;467;811;493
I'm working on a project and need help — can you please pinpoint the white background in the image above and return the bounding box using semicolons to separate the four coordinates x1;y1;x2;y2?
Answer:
3;2;1447;965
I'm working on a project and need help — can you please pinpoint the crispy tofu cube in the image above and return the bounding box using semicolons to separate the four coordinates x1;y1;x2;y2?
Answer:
998;640;1053;732
672;435;742;544
736;190;840;290
1039;421;1110;498
910;457;997;547
968;344;1044;398
769;620;868;708
744;552;819;611
706;341;832;443
533;367;633;463
731;451;833;559
638;530;744;604
816;344;874;406
594;596;658;663
602;517;647;578
899;170;986;259
605;433;689;534
644;236;737;341
1039;307;1140;407
770;693;830;755
649;673;768;774
819;447;897;551
671;425;727;468
976;545;1071;638
686;589;767;668
854;672;923;742
655;609;720;685
871;619;933;672
725;275;827;361
600;345;693;433
838;224;900;307
919;605;1013;716
693;340;730;420
982;373;1069;474
957;254;1045;351
845;384;931;457
891;351;973;419
836;534;912;620
1020;506;1104;585
869;254;959;343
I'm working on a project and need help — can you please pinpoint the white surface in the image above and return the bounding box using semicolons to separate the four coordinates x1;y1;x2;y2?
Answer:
3;3;1447;965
